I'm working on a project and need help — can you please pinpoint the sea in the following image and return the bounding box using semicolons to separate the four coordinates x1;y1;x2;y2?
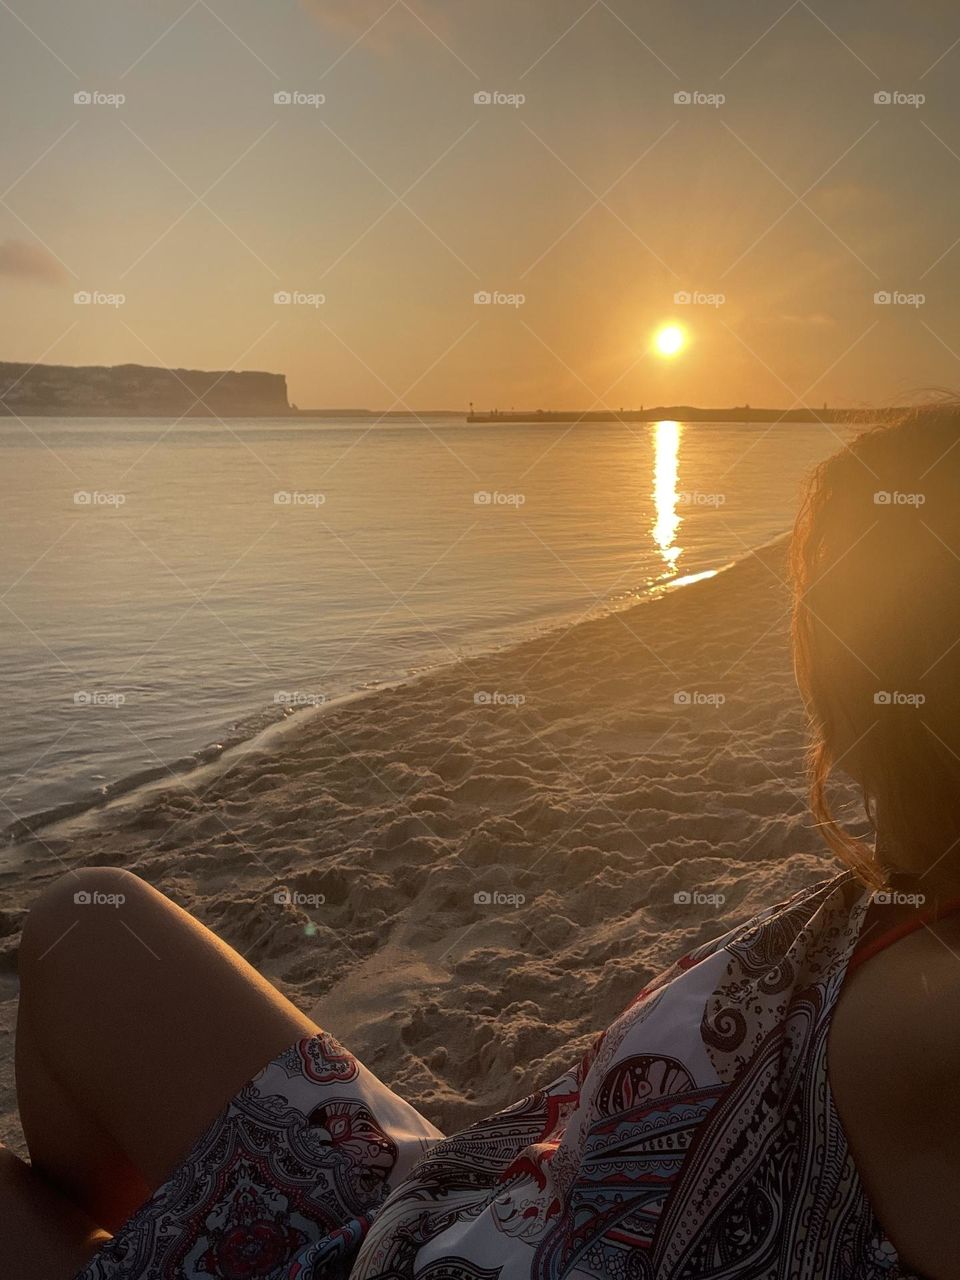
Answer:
0;415;852;829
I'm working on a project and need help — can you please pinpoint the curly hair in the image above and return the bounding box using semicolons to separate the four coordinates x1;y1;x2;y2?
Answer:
792;406;960;887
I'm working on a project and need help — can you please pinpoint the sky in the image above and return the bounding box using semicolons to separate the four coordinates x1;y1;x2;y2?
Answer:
2;0;960;410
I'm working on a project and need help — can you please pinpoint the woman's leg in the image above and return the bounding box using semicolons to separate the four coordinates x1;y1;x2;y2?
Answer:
16;866;319;1231
0;1145;110;1280
15;1012;150;1230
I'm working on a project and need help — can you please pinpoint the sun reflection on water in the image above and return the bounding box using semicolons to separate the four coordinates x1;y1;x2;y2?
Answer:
652;419;683;574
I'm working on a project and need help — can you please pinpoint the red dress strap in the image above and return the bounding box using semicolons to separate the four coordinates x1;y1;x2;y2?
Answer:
848;894;960;975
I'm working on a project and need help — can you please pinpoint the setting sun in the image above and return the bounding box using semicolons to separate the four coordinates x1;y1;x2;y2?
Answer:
654;324;687;358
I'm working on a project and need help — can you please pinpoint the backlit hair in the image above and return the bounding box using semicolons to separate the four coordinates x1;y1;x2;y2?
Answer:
792;406;960;887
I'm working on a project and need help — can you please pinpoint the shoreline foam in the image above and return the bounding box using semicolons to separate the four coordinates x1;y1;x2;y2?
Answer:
0;533;859;1152
2;539;774;849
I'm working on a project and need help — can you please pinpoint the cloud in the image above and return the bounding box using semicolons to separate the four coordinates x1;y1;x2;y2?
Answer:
0;238;67;285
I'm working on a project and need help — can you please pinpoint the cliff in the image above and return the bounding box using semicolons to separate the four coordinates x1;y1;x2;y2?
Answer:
0;362;291;417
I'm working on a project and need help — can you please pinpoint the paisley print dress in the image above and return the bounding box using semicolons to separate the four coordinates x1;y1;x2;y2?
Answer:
75;872;919;1280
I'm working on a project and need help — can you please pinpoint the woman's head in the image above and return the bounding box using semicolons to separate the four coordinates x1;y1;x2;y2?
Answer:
792;406;960;888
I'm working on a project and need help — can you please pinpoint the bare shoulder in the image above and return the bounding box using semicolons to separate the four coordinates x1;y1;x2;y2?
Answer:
831;921;960;1079
828;922;960;1278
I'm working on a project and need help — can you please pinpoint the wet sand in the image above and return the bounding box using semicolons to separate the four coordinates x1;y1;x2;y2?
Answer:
0;536;857;1149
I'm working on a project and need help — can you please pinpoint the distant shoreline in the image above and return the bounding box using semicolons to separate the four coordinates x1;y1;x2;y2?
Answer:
0;406;909;423
0;361;913;422
0;408;462;420
465;406;909;424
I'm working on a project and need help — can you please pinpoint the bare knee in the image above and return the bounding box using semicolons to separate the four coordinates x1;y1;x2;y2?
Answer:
19;867;164;992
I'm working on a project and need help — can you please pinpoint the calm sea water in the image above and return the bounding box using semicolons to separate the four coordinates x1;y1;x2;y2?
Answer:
0;416;850;826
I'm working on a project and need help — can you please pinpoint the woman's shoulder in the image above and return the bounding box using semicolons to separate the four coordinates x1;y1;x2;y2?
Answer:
829;913;960;1277
832;913;960;1086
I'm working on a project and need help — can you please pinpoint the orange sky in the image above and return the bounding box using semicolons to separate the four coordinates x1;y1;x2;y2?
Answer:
2;0;960;410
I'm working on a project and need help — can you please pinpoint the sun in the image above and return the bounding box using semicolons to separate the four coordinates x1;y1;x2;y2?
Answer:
654;324;687;358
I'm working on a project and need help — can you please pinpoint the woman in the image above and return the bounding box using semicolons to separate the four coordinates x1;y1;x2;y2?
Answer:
5;410;960;1279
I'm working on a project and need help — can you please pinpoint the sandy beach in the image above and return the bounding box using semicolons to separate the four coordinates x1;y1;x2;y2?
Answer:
0;535;857;1152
